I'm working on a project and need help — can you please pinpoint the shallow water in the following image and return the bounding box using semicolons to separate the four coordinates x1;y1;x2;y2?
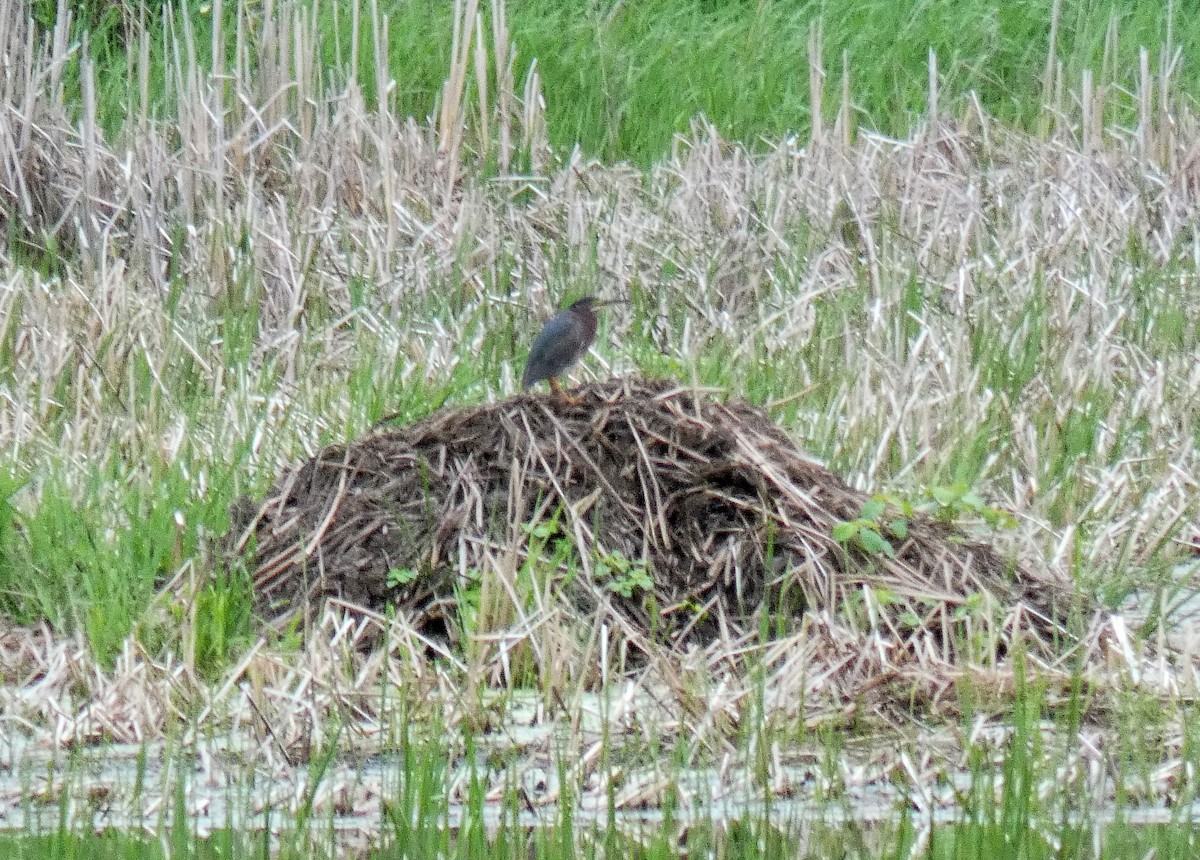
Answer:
1;732;1194;846
5;561;1199;844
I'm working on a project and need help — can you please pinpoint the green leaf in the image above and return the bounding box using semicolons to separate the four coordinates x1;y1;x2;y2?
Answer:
387;567;418;587
607;580;632;597
931;486;959;505
873;586;897;606
524;520;556;539
858;527;895;557
961;491;986;511
832;521;860;543
860;498;887;522
888;519;909;540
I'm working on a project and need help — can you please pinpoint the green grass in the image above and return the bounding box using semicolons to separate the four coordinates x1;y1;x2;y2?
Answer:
3;218;1197;665
3;687;1200;858
37;0;1200;165
9;820;1200;860
0;676;1158;857
5;0;1200;852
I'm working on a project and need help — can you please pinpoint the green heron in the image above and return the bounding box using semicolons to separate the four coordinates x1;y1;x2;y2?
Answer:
521;296;617;395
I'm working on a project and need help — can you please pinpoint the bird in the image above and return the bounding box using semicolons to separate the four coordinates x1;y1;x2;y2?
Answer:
521;295;617;396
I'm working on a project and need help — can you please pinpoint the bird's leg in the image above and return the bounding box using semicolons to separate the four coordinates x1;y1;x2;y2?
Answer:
549;377;582;405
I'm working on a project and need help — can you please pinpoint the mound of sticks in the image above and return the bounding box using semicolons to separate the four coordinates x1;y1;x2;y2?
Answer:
232;378;1079;708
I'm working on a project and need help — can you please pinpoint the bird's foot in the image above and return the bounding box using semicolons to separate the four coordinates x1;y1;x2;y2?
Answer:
548;378;582;405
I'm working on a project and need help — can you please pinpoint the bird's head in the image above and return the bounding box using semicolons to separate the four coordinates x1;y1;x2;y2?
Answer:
568;295;622;313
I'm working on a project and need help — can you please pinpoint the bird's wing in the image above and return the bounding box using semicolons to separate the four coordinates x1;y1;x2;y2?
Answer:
524;312;586;384
542;312;588;364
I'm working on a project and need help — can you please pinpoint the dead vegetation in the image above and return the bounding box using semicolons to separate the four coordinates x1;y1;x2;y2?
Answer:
236;378;1078;715
1;0;1199;770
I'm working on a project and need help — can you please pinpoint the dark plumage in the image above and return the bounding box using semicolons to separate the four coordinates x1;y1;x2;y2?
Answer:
521;296;610;393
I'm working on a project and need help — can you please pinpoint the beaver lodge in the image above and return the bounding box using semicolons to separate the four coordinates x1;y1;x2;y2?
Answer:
231;378;1086;718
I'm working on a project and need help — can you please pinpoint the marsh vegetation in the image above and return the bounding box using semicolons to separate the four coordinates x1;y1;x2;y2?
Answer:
2;0;1200;856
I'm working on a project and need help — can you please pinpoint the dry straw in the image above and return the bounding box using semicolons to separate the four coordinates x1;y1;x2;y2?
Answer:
238;378;1076;719
1;0;1199;764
